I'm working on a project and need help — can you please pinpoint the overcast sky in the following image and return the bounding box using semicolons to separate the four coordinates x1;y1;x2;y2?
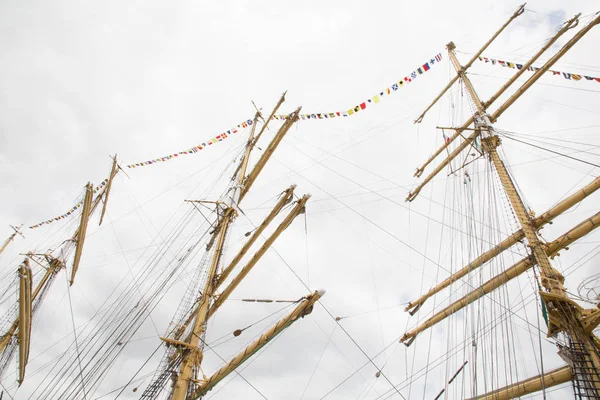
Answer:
1;1;599;399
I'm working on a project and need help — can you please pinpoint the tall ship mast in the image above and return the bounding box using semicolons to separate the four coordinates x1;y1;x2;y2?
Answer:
403;6;600;399
0;95;327;399
142;94;325;399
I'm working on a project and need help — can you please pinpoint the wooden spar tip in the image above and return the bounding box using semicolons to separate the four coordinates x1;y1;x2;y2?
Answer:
515;3;526;16
10;224;25;238
0;225;25;257
112;154;131;180
99;155;119;226
70;183;94;286
414;3;525;125
405;301;422;316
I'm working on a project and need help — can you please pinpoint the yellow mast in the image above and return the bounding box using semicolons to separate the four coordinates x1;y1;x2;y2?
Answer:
0;254;64;376
206;194;311;321
72;155;120;284
166;96;320;400
169;107;264;400
99;154;119;226
403;12;600;398
172;186;300;341
70;182;94;286
17;258;32;385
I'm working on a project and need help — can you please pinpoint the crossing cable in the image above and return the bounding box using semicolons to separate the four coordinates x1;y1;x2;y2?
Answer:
277;139;553;337
241;207;407;399
499;129;600;159
268;152;557;383
287;133;512;243
199;338;269;400
319;335;403;399
64;260;88;400
113;343;162;399
498;132;600;168
225;193;385;396
300;324;337;400
369;286;555;400
240;194;408;399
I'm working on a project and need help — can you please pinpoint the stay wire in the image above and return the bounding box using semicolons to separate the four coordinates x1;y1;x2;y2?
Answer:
288;134;511;244
300;324;337;400
319;334;403;399
32;207;202;399
499;129;600;158
0;382;15;400
279;139;543;329
113;343;162;399
275;136;555;367
248;218;408;399
64;263;88;400
200;339;269;400
208;301;298;349
498;132;600;168
373;290;539;400
281;134;533;278
246;200;408;399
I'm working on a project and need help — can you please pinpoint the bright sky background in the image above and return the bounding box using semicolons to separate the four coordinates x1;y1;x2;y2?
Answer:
1;1;599;399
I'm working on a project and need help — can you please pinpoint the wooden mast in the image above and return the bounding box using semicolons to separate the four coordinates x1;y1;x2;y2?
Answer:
0;256;64;368
17;258;32;385
70;182;94;286
206;194;311;320
71;159;120;285
403;12;600;398
98;154;119;226
240;107;302;201
169;106;266;400
172;186;300;342
167;95;319;400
